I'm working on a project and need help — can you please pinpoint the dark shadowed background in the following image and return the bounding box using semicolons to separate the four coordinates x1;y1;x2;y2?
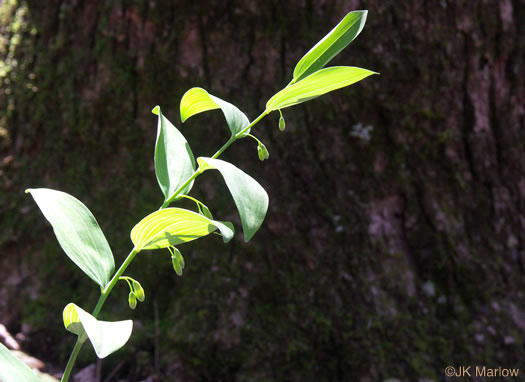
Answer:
1;0;524;381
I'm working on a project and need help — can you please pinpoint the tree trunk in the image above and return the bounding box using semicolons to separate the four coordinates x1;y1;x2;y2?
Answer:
0;0;524;380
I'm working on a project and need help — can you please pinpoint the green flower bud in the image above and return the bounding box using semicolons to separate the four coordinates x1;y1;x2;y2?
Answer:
201;205;213;220
172;256;183;276
128;291;137;310
257;143;269;161
171;247;184;276
132;280;145;302
172;247;185;269
279;113;285;131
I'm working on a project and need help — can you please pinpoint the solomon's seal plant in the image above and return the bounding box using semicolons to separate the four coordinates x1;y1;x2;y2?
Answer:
0;10;377;381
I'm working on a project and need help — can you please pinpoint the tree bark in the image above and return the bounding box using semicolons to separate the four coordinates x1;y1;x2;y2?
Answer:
0;0;524;380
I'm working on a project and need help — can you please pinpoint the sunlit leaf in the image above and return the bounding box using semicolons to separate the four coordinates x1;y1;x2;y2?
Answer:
0;343;40;382
153;106;196;202
198;157;268;242
293;10;368;82
266;66;377;111
131;208;234;251
63;303;132;359
62;302;83;336
26;188;115;288
180;87;250;136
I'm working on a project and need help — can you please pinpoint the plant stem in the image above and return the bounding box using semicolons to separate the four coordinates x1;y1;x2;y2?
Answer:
60;333;86;382
246;133;263;147
61;110;269;381
161;110;268;208
160;171;199;209
61;248;138;382
234;111;268;141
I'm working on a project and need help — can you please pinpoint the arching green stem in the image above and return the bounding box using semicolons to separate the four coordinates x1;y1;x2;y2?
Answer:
161;111;268;209
61;248;139;381
61;111;269;382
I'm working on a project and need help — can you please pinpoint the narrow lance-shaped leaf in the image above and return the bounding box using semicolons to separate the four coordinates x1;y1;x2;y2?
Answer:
131;208;234;251
293;10;368;82
266;66;377;111
153;106;196;202
197;157;269;242
0;343;40;382
180;87;250;136
26;188;115;288
63;303;133;359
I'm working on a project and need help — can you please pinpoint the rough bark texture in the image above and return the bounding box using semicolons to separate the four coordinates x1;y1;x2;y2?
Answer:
1;0;524;381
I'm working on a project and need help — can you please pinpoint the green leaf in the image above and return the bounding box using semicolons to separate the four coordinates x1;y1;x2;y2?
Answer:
152;106;196;202
26;188;115;288
197;157;268;242
293;10;368;82
266;66;377;111
0;343;40;382
63;303;133;359
131;208;234;251
211;220;235;242
180;87;250;136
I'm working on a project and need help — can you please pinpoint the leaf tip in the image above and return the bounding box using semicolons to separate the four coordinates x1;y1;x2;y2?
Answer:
350;10;368;24
152;105;161;116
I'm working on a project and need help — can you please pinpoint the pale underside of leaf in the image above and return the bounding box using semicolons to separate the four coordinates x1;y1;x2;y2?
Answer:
197;157;268;242
180;87;250;136
266;66;377;111
152;106;196;202
131;208;234;251
293;10;368;82
63;303;133;359
25;188;115;288
211;220;235;243
0;343;40;382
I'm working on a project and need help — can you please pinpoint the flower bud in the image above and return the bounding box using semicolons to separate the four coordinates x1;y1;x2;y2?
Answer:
172;247;185;269
132;280;145;302
279;115;285;131
128;291;137;310
257;143;269;161
172;254;183;276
